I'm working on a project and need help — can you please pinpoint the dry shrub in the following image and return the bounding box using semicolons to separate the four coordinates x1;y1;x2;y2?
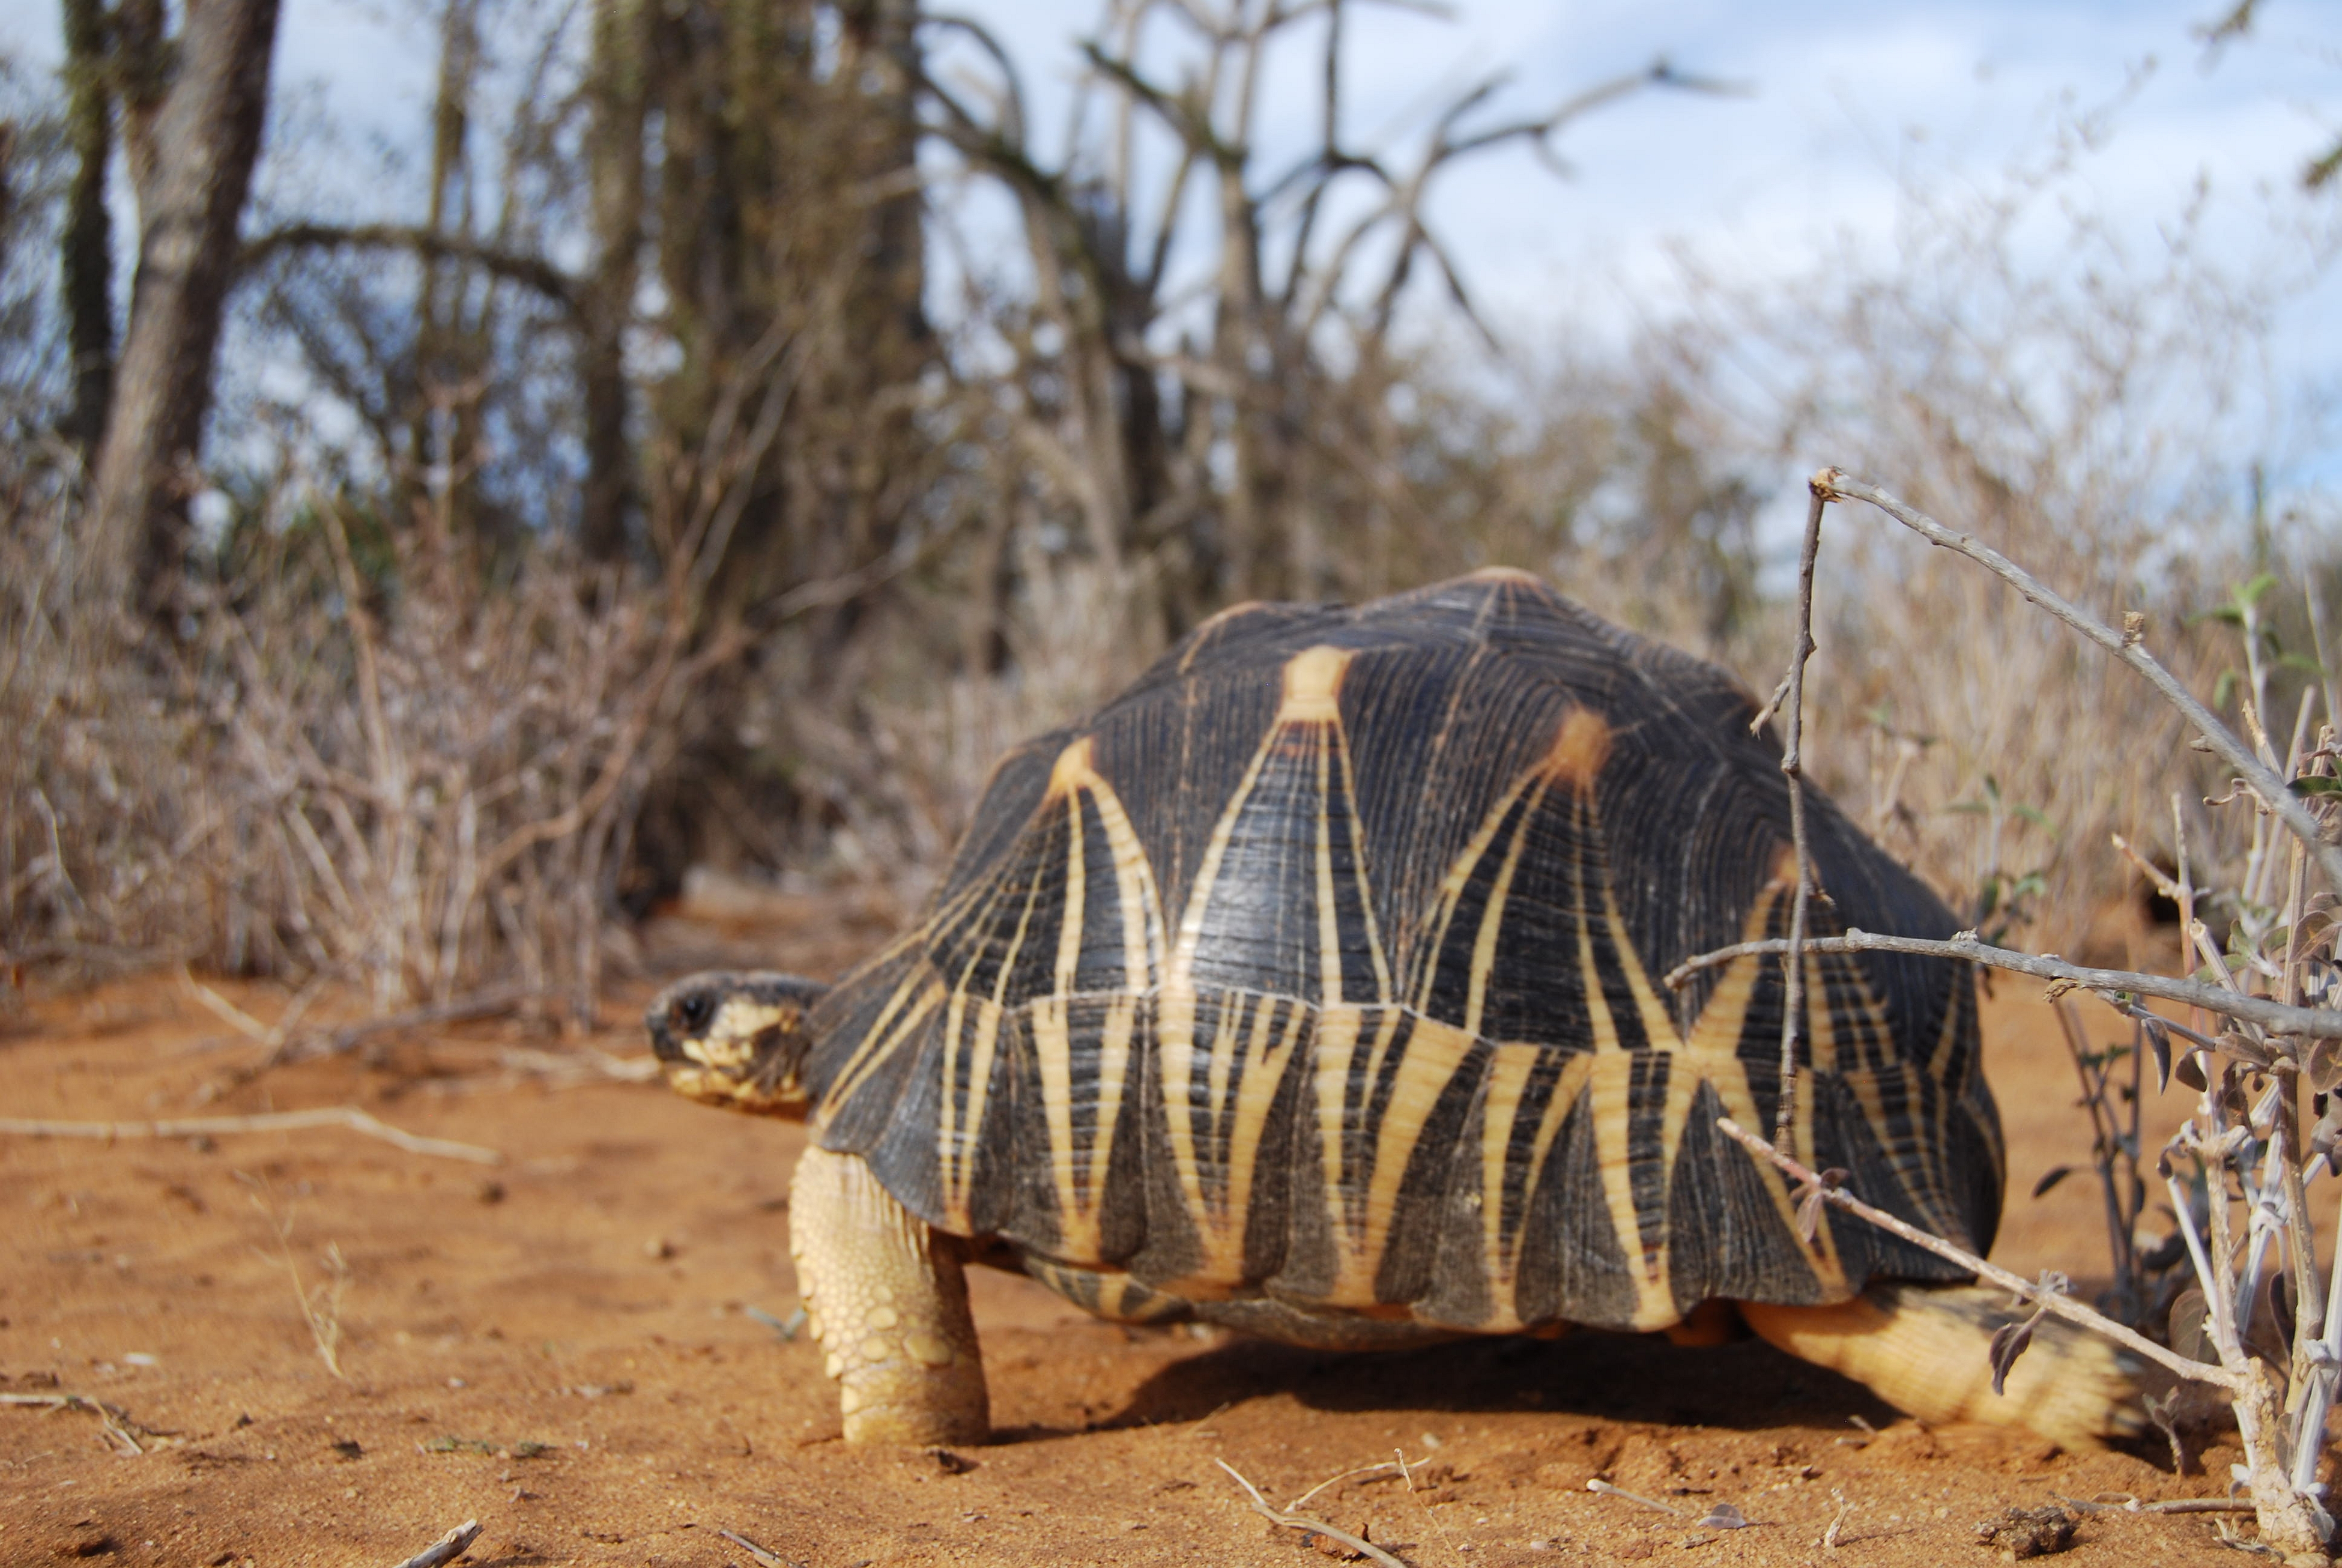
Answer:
2;467;212;981
2;473;726;1024
1659;118;2327;948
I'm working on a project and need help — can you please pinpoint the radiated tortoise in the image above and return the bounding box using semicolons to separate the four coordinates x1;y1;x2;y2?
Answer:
647;569;2136;1448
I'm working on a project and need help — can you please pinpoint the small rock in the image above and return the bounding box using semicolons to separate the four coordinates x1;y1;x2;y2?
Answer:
1973;1504;2078;1559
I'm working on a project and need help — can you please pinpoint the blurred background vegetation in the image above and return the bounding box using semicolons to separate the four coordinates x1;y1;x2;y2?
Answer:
1;0;2337;1022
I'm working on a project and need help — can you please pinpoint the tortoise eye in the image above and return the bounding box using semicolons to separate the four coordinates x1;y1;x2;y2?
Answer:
677;992;715;1033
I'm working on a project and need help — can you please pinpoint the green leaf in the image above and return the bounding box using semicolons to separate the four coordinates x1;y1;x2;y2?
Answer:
2290;775;2342;796
2011;803;2056;832
2214;668;2239;709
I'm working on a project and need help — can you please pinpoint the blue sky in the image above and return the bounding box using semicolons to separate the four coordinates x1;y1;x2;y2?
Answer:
3;0;2334;499
5;0;2329;315
927;1;2338;344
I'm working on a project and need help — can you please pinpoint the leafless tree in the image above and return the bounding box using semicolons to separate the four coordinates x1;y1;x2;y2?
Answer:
85;0;282;619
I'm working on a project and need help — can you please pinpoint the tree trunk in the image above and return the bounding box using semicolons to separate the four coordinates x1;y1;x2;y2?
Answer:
59;0;115;459
86;0;282;618
580;0;650;563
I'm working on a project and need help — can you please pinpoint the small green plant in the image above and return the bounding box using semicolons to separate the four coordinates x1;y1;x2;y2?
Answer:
1946;775;2055;946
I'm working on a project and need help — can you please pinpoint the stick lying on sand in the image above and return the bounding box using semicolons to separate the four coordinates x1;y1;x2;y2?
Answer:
0;1107;500;1164
389;1519;481;1568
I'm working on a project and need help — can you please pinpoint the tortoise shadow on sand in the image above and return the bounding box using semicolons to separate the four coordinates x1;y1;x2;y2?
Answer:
1053;1327;1906;1438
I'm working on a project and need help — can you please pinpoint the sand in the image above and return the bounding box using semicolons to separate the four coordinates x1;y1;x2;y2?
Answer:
0;916;2286;1567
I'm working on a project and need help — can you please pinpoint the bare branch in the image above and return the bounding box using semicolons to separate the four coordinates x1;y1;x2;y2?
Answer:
1815;469;2342;899
1664;928;2342;1039
1714;1116;2240;1392
239;222;576;310
1771;477;1825;1145
0;1107;501;1164
1215;1458;1409;1568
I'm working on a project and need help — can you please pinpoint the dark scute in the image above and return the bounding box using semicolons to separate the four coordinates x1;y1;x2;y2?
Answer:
1806;1070;1974;1284
1624;1052;1671;1265
931;730;1070;909
1667;1079;1825;1310
823;994;946;1221
802;942;924;1110
1371;1038;1493;1306
1238;1022;1318;1285
922;793;1076;1009
1415;1062;1500;1328
1513;1085;1639;1330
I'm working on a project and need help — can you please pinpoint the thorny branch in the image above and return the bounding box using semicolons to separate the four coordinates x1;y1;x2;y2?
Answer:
1764;477;1826;1146
1812;469;2342;897
1662;928;2342;1038
1713;1117;2240;1392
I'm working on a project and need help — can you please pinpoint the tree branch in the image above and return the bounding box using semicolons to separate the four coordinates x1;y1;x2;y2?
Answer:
239;222;578;310
1664;928;2342;1038
1815;468;2342;900
1714;1117;2241;1392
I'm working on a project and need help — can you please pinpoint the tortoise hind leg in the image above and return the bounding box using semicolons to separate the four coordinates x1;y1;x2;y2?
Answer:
790;1145;989;1445
1739;1283;2141;1451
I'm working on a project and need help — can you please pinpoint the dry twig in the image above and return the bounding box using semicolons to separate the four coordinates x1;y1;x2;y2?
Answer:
387;1519;481;1568
1587;1477;1687;1516
1662;930;2342;1038
243;985;532;1077
0;1391;159;1455
1713;1116;2239;1392
715;1528;803;1568
1215;1458;1409;1568
1812;468;2342;896
1760;479;1828;1145
0;1107;501;1163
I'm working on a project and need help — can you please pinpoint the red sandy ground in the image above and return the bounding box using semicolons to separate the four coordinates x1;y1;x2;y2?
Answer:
0;909;2302;1567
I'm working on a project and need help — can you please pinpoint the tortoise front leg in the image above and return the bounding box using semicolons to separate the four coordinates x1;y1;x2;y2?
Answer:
790;1145;989;1445
1739;1282;2140;1451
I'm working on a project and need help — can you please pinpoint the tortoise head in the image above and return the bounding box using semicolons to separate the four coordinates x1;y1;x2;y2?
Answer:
645;971;828;1115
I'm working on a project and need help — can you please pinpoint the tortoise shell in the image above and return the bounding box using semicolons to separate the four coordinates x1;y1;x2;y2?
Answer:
802;569;2000;1334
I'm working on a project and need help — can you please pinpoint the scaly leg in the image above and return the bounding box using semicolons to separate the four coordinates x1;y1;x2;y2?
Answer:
1740;1283;2141;1451
790;1145;988;1445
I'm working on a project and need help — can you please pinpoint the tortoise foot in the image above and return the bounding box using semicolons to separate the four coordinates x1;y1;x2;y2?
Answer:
1741;1282;2141;1450
791;1145;990;1445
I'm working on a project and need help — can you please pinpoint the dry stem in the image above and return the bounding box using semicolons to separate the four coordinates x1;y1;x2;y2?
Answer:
1812;469;2342;897
0;1391;159;1455
0;1107;502;1163
1215;1458;1409;1568
1761;478;1827;1146
1663;930;2342;1038
389;1519;482;1568
1713;1116;2238;1391
715;1528;800;1568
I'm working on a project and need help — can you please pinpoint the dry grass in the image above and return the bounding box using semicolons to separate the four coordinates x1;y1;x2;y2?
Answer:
1;474;728;1025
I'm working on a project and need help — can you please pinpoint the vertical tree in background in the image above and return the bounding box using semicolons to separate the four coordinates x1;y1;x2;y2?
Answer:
580;0;652;563
58;0;111;457
85;0;282;617
638;0;930;613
